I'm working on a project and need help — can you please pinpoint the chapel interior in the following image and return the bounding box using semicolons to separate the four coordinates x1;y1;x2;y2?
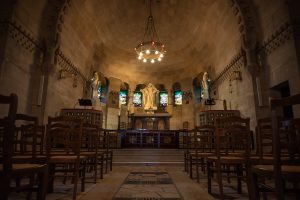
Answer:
0;0;300;200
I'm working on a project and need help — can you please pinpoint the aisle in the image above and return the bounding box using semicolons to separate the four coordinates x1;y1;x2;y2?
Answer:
78;165;215;200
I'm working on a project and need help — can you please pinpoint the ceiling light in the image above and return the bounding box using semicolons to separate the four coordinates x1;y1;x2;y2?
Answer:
135;0;166;63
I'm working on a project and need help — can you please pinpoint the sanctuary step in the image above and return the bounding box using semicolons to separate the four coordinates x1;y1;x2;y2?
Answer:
113;148;184;166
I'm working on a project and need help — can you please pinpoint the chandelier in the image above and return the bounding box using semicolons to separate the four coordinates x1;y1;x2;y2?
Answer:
135;0;166;63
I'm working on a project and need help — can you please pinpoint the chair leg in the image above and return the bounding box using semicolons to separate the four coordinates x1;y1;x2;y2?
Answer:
110;151;113;171
37;167;48;200
105;154;108;174
275;175;284;200
207;161;212;194
48;164;55;193
94;157;97;183
189;155;193;179
216;162;224;199
73;163;79;200
196;157;200;183
81;162;86;192
249;171;260;200
237;164;242;194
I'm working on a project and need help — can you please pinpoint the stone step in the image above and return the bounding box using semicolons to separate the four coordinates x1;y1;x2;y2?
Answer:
113;148;184;155
112;148;184;166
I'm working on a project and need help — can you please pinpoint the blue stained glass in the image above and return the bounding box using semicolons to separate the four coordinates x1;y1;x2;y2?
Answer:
119;90;127;105
174;91;182;105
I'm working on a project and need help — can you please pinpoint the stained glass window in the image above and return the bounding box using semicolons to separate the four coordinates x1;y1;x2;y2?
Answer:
133;91;142;107
174;90;182;105
159;91;168;107
119;90;127;105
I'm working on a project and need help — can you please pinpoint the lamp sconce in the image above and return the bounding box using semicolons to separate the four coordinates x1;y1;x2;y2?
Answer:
230;71;242;81
59;69;75;79
58;70;78;88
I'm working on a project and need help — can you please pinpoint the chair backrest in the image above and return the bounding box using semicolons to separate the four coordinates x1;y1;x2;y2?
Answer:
270;93;300;199
257;117;290;159
216;116;251;158
271;94;300;165
288;118;300;161
194;125;215;153
14;114;38;159
46;116;83;157
257;118;273;157
0;93;18;195
81;123;99;152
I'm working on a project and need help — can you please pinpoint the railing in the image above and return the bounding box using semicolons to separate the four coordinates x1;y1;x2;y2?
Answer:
104;129;191;149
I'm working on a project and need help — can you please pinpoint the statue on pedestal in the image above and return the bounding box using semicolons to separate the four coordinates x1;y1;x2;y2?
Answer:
90;71;101;99
141;83;159;111
201;72;210;100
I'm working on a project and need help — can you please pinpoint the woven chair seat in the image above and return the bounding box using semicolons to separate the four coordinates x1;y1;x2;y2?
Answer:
49;155;88;163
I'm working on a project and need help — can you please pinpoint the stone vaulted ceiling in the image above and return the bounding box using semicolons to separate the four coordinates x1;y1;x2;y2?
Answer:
62;0;241;83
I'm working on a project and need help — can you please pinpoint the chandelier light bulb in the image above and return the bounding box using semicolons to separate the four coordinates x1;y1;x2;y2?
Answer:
139;52;143;56
160;54;164;58
158;57;162;61
138;56;142;60
143;58;147;63
151;59;155;63
155;50;159;55
146;49;150;54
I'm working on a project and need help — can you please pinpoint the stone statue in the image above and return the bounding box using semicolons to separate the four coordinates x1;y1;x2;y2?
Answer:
201;72;210;100
141;83;159;110
90;71;101;99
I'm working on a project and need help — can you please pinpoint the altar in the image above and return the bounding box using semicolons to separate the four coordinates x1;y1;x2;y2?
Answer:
129;113;171;130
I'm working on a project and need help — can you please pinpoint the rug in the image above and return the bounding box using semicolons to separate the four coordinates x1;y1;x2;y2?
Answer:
113;171;183;200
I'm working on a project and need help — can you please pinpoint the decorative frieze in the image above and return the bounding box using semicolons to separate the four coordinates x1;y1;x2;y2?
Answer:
55;49;87;82
0;20;43;53
257;22;294;56
211;50;246;89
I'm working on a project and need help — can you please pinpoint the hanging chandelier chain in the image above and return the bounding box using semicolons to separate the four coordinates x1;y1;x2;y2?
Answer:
135;0;166;63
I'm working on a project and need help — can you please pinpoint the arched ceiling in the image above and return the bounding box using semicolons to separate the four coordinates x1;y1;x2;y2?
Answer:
61;0;241;83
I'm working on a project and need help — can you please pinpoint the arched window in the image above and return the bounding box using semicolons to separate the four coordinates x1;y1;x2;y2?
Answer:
172;82;182;106
119;82;129;105
98;77;109;103
193;74;202;103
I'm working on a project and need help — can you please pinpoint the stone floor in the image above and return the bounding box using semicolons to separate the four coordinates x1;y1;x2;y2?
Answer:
10;165;254;200
9;148;291;200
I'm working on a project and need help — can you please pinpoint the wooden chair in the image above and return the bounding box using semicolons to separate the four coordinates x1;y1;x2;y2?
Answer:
46;116;88;200
81;123;104;181
102;129;114;173
254;117;290;165
207;116;251;199
189;125;215;182
183;129;195;173
0;93;48;200
251;94;300;200
12;114;46;164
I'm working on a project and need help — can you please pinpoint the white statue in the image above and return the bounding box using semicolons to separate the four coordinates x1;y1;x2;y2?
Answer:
90;71;101;99
141;83;159;110
201;72;210;100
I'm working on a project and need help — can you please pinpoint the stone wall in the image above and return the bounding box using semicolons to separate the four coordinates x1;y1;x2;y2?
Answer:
0;0;47;118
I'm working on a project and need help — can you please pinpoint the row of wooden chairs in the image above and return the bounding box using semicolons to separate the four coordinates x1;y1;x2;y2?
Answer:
0;94;48;200
0;93;114;200
184;94;300;199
